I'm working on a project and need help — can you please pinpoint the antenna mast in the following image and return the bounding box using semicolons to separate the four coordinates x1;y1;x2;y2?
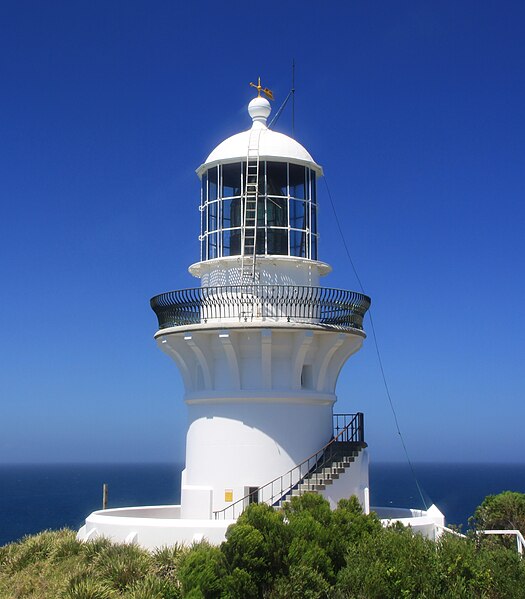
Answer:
292;59;295;138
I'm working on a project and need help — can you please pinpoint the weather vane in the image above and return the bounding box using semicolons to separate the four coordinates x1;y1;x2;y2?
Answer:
250;77;274;101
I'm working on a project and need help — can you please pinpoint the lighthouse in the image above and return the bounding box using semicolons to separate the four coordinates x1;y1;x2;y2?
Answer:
150;82;371;520
78;82;444;547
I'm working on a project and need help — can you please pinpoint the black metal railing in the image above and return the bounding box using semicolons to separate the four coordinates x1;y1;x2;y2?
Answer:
150;285;370;331
213;412;365;520
333;412;364;442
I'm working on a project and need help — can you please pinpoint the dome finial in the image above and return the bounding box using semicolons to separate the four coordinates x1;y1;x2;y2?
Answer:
248;77;273;126
249;77;274;101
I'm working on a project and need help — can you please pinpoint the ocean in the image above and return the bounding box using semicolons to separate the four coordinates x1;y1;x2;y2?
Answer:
1;462;524;547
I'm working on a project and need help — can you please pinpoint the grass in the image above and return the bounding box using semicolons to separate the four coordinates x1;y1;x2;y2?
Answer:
0;530;184;599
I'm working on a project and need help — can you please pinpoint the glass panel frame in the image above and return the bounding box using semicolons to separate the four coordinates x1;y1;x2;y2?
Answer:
200;162;319;261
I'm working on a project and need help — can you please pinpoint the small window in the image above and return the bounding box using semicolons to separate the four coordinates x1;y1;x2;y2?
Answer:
246;486;259;505
301;365;313;389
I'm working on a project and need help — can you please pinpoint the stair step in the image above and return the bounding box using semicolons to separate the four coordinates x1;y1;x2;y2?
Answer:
299;482;327;491
312;470;339;480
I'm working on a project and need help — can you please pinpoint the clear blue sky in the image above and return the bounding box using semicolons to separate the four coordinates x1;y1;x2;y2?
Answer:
1;1;524;464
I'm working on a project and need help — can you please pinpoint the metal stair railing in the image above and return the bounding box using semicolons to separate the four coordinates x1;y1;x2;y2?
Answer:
213;412;365;520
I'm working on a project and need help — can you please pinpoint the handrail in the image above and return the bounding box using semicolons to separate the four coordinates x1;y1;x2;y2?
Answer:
482;530;525;555
213;412;365;520
150;285;371;331
439;527;524;555
436;525;467;538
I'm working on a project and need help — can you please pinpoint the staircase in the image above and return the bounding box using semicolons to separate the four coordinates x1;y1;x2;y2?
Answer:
275;444;364;508
214;413;366;520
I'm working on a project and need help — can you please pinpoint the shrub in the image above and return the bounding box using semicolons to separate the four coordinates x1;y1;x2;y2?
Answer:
178;541;228;598
335;524;440;598
471;491;525;550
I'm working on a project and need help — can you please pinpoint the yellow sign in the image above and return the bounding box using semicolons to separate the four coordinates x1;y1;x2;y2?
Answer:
225;489;233;502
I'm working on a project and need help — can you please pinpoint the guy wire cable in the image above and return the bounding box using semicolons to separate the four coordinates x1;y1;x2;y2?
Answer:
323;176;429;511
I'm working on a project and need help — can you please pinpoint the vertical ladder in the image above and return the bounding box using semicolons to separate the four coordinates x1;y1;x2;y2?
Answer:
240;128;263;284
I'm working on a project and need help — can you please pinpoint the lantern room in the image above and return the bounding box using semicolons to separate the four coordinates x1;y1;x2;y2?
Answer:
191;95;327;287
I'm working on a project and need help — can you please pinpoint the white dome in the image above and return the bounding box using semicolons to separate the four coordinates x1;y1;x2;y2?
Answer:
196;97;323;176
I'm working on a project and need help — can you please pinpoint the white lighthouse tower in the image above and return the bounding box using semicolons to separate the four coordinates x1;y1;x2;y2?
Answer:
150;82;371;521
78;82;444;547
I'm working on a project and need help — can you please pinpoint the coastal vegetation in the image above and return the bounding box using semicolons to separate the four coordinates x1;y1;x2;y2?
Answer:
1;493;524;599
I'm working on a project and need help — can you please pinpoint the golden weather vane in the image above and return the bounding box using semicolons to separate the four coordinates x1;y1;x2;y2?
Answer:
250;77;274;101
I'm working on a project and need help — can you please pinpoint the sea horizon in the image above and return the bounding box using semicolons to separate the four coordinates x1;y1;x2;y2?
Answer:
1;462;524;547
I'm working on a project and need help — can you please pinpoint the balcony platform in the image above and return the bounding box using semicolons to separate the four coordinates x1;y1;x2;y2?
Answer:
151;284;371;332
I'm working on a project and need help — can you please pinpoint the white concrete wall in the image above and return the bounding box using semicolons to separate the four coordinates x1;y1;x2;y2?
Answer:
156;325;365;517
189;256;330;287
157;328;364;397
185;401;333;513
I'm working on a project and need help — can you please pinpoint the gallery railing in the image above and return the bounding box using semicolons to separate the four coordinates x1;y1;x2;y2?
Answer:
213;412;365;520
151;285;370;331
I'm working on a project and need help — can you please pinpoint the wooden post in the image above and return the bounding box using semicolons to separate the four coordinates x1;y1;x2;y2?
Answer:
102;483;108;510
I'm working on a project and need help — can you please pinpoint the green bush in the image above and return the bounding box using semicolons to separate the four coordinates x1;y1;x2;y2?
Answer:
178;541;228;598
335;524;440;598
2;492;525;599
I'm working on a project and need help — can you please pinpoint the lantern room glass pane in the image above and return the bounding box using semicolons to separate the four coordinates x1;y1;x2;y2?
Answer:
222;163;242;198
290;229;307;257
290;199;308;230
208;201;218;232
222;198;242;229
222;228;241;256
289;164;306;199
311;235;318;260
266;197;287;226
208;166;218;201
266;162;287;196
201;173;208;205
267;228;288;255
208;232;218;259
256;229;265;254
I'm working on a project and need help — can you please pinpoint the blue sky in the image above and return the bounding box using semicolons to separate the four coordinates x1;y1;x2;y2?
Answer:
1;0;524;464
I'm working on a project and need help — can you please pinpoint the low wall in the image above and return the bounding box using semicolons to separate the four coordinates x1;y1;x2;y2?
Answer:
77;505;233;549
374;504;445;541
77;503;445;549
